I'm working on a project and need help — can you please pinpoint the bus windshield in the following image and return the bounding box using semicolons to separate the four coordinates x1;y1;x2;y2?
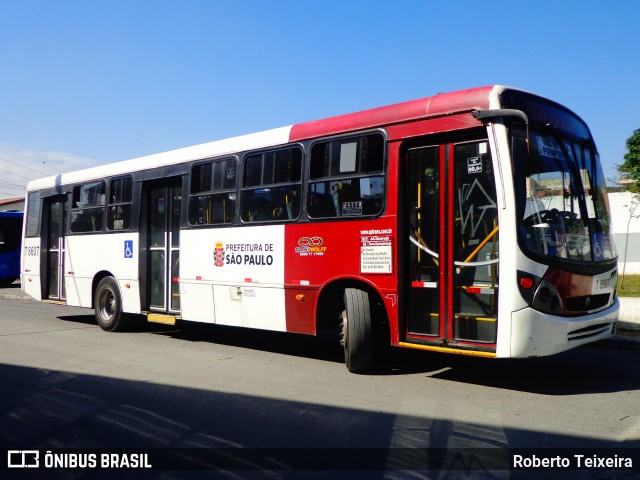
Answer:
513;126;616;265
0;214;22;255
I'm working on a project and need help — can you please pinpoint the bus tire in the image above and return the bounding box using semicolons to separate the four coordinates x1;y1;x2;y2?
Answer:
340;288;373;373
94;277;128;332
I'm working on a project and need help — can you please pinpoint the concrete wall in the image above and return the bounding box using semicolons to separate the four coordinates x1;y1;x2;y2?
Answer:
609;192;640;275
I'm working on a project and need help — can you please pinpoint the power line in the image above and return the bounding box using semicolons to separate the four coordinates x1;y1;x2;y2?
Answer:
0;167;41;183
0;190;21;198
0;189;24;196
0;156;49;176
0;178;25;189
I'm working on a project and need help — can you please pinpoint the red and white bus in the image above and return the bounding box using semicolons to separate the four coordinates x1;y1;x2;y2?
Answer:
21;85;619;372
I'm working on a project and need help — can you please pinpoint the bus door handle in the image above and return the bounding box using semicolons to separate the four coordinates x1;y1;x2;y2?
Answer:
230;286;243;300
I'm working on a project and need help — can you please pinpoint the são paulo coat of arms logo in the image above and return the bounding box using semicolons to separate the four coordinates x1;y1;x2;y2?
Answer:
214;242;225;267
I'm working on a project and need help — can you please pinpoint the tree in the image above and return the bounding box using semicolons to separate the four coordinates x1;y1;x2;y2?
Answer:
618;128;640;192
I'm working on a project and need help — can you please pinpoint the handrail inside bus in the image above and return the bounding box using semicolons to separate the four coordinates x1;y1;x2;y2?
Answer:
454;258;499;267
409;234;439;262
410;225;500;267
461;225;499;264
455;225;500;267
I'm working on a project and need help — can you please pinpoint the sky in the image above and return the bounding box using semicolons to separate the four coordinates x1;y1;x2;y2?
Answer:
1;0;639;200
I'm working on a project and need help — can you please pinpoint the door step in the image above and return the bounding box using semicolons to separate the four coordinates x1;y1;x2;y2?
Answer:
42;299;66;305
147;313;179;325
398;342;496;357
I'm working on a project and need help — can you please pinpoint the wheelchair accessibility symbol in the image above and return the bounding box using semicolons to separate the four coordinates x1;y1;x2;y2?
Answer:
124;240;134;259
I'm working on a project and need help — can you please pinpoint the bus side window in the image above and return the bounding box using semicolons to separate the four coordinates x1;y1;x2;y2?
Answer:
307;191;334;218
241;147;302;223
307;133;385;219
107;176;133;231
25;191;41;238
188;158;237;226
70;181;106;233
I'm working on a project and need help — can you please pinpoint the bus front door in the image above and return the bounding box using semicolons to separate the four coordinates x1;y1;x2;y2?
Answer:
145;182;182;315
406;139;499;351
43;196;67;301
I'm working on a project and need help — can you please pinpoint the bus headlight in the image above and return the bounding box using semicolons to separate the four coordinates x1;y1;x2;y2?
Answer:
532;279;564;315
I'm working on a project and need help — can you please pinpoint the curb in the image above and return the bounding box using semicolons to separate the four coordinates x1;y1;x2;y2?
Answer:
618;297;640;323
617;320;640;333
611;321;640;348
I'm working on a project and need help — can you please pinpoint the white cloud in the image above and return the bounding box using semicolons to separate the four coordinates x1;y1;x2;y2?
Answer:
0;143;99;199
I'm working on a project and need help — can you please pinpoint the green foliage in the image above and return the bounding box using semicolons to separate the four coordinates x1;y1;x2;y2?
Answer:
618;128;640;192
618;274;640;297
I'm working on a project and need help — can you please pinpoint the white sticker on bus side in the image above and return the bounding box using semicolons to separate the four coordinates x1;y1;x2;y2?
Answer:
181;225;285;285
360;229;393;274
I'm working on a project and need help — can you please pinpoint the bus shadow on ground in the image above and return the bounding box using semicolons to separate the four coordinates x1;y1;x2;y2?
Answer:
57;314;96;327
1;362;638;480
416;348;640;396
55;313;640;397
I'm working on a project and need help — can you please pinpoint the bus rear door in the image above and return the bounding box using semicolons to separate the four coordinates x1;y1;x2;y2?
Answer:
142;180;182;320
42;196;67;301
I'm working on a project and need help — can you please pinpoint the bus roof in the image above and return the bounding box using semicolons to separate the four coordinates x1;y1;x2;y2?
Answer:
27;85;500;192
290;85;494;141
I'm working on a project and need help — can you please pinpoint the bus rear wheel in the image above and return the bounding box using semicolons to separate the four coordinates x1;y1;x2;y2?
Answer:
94;277;129;332
340;288;374;373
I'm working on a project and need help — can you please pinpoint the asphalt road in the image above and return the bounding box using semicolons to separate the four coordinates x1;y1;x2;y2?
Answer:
1;298;639;479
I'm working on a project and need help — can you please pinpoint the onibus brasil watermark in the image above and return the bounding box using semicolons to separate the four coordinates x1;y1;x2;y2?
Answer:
7;450;151;469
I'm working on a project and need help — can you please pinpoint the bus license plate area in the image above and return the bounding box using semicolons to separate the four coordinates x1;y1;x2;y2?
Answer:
591;269;617;295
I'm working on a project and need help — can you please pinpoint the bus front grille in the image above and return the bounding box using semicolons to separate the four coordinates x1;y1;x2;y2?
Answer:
567;323;613;342
564;293;610;313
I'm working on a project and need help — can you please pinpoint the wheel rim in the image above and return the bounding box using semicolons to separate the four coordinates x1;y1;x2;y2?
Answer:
340;310;348;351
100;288;115;321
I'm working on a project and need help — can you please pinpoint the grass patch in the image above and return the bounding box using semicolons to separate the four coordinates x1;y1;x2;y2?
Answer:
617;274;640;297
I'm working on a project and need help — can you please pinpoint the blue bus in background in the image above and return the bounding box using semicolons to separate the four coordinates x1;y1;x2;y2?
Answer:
0;210;23;286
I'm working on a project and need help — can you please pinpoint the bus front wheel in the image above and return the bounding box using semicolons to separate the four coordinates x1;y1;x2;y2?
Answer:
94;277;129;332
340;288;374;373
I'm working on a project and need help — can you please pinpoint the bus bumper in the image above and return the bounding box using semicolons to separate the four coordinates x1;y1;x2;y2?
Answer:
509;298;619;358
